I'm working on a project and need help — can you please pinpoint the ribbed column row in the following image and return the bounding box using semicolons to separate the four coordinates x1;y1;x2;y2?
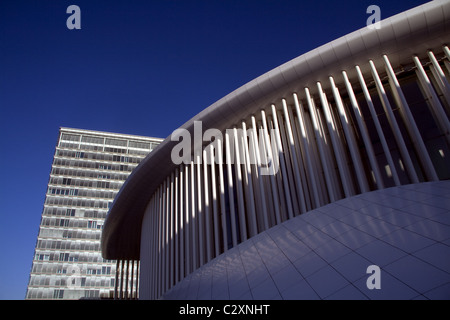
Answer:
114;259;139;299
140;47;450;300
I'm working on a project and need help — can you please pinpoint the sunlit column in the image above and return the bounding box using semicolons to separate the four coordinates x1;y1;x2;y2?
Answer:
413;55;450;146
276;107;300;215
444;46;450;74
271;104;294;219
130;260;134;299
444;45;450;61
232;127;248;242
125;260;129;299
114;260;119;299
342;70;384;189
356;65;400;186
330;76;369;193
202;149;212;262
135;260;139;299
251;116;269;230
216;137;229;251
174;168;179;283
152;196;158;299
150;197;157;299
287;104;312;209
120;259;125;300
184;163;191;274
427;50;450;106
157;186;163;297
258;118;276;226
190;160;198;269
225;131;238;246
282;99;307;214
384;54;438;181
370;60;419;184
261;109;282;224
169;173;175;286
209;145;220;257
306;88;338;203
316;83;354;197
196;154;204;266
178;166;185;280
293;93;323;205
241;121;258;236
164;178;169;292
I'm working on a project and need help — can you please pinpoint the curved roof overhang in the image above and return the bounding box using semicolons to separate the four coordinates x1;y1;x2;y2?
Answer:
102;0;450;260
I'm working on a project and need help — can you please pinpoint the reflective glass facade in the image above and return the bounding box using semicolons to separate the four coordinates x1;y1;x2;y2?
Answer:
26;128;162;299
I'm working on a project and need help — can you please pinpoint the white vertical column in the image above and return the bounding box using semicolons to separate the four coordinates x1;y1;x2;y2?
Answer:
119;260;124;299
329;76;369;193
130;260;134;299
169;173;175;287
428;50;450;105
151;196;157;299
384;54;438;181
315;100;342;201
316;83;354;197
305;88;338;203
196;154;204;266
413;55;450;146
241;121;258;236
269;111;288;220
370;60;419;184
271;104;294;219
292;116;313;210
135;260;140;299
356;65;400;186
251;116;269;231
174;169;179;283
293;93;323;205
157;186;163;297
209;145;220;257
444;46;450;74
184;163;191;274
287;104;311;209
114;260;119;299
233;127;248;242
152;192;158;299
246;127;264;229
178;166;185;280
225;131;238;246
277;109;300;215
160;182;166;294
258;119;276;226
125;260;129;299
261;109;282;224
202;149;212;263
164;178;169;292
342;70;384;189
160;187;165;296
216;137;228;252
282;99;307;214
190;160;197;270
149;202;156;297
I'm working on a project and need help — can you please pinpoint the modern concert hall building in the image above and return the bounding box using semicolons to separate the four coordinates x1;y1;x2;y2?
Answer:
102;0;450;300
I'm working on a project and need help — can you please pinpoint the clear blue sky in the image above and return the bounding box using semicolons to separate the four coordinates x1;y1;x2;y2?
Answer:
0;0;428;300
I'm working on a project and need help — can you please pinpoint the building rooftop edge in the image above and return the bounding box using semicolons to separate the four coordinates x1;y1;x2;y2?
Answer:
59;126;164;142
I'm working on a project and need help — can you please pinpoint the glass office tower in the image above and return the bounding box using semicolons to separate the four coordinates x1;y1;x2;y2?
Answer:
26;127;162;299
